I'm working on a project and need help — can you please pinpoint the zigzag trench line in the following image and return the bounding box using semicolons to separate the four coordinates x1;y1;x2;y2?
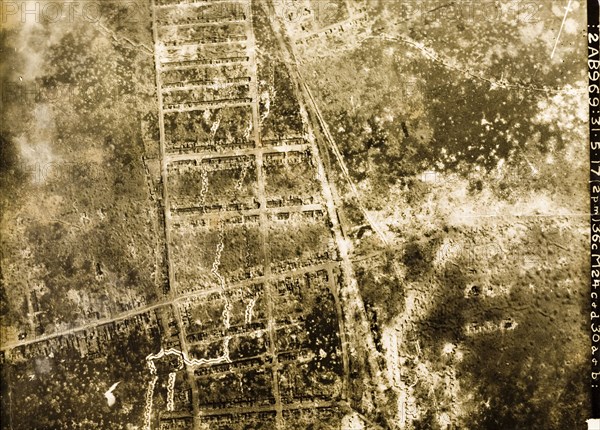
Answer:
142;340;232;430
166;372;176;412
244;297;257;324
142;213;236;428
211;218;232;330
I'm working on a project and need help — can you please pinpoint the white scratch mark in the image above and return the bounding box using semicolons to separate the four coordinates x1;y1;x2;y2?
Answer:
104;381;120;407
551;0;573;59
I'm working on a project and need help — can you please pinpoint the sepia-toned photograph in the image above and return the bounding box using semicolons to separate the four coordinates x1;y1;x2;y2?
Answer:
0;0;597;428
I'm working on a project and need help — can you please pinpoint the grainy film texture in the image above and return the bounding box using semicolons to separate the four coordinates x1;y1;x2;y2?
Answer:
0;0;592;429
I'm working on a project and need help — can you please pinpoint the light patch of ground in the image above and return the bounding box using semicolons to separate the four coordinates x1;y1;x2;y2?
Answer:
411;356;465;429
384;172;583;234
17;134;57;184
340;412;365;430
18;194;66;223
433;238;461;270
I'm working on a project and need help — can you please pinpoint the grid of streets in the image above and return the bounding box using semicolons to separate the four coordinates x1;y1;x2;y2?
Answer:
1;1;359;428
153;1;350;427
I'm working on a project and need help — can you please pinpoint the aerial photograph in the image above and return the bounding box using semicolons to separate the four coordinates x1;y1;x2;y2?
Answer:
0;0;592;429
